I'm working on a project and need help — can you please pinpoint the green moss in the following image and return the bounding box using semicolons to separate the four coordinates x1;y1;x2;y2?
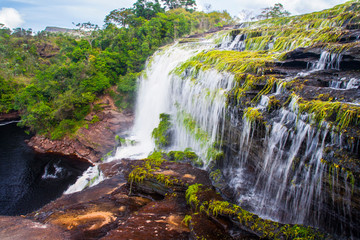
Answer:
168;149;203;167
267;96;281;112
152;113;172;149
185;184;327;239
196;50;272;75
209;169;221;183
128;152;187;188
298;98;360;130
182;215;192;226
252;76;277;103
90;114;100;124
243;107;263;123
185;183;202;208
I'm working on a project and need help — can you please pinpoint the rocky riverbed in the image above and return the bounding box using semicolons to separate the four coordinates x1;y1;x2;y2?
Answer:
0;157;330;240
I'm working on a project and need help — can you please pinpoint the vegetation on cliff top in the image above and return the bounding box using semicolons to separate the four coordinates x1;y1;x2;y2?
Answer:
0;0;233;139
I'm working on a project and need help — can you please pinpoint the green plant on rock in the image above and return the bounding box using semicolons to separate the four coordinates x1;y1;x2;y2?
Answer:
185;184;327;239
298;99;360;130
252;76;277;103
152;113;172;149
209;169;222;183
178;50;274;77
182;215;192;226
90;114;100;124
168;149;203;167
185;183;202;208
243;107;263;123
128;152;183;188
267;96;281;112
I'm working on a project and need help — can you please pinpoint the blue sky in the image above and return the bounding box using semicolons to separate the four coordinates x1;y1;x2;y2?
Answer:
0;0;347;32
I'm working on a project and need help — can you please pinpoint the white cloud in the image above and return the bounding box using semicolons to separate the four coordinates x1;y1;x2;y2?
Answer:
2;0;347;31
0;7;24;29
196;0;346;17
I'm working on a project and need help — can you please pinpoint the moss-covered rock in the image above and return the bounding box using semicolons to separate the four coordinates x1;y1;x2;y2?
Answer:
152;113;173;149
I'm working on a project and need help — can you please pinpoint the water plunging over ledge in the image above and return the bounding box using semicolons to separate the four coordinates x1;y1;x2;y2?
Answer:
66;32;359;238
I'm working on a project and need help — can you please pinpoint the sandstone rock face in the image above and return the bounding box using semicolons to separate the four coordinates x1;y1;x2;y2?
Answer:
0;216;69;240
0;111;20;122
27;95;134;164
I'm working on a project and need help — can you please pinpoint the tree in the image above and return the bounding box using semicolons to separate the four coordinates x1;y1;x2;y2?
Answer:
133;0;164;19
104;8;134;27
11;28;32;37
104;0;165;28
257;3;290;20
73;22;99;48
161;0;196;11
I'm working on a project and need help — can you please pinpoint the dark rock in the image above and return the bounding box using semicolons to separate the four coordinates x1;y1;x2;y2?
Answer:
27;175;151;239
0;216;70;240
36;43;60;58
189;214;234;240
102;194;190;240
19;159;245;239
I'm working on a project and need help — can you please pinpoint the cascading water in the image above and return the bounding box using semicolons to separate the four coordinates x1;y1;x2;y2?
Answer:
170;69;234;167
65;39;217;193
113;40;219;160
223;94;356;235
254;99;327;224
298;50;343;77
330;77;360;90
312;51;342;71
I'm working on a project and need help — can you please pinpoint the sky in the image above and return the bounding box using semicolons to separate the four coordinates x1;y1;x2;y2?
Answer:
0;0;348;32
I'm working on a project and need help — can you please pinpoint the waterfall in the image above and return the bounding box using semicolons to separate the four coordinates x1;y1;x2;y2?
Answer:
113;41;217;160
170;69;234;166
63;30;357;237
254;105;327;224
330;77;360;90
41;162;66;180
65;39;216;193
224;94;355;235
299;51;343;77
219;33;246;51
312;51;342;71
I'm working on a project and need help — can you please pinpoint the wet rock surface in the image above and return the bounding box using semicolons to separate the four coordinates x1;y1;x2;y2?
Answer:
9;159;233;240
27;95;134;164
0;158;325;239
0;216;70;240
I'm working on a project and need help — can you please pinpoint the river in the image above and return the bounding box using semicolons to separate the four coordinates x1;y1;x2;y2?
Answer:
0;121;90;215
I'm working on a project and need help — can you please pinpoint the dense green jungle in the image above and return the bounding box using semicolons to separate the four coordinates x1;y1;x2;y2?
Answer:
0;0;232;139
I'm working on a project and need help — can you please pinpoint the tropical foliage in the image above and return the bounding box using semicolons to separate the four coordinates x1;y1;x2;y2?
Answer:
0;0;233;139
